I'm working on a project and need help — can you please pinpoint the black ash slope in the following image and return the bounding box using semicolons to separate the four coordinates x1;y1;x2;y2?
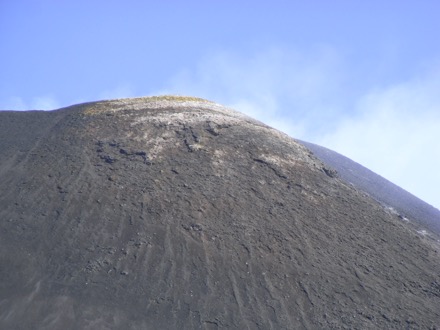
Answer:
299;140;440;236
0;98;439;329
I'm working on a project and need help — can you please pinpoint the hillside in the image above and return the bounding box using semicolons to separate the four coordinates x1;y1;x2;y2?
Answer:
0;96;439;329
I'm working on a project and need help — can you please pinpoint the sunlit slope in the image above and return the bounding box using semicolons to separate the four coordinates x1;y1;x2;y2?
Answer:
0;97;439;329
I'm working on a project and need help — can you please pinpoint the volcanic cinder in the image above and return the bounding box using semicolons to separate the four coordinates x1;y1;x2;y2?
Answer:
0;96;439;329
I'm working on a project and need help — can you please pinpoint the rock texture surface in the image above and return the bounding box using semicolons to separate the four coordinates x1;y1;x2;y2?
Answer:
0;96;439;329
299;140;440;237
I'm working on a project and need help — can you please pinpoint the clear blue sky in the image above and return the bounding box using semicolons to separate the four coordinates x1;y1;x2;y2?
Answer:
1;0;439;209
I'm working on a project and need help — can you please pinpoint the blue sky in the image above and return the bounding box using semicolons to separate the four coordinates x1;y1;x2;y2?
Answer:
1;0;439;209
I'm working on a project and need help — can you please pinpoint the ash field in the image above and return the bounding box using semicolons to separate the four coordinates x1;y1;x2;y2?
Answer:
0;96;439;329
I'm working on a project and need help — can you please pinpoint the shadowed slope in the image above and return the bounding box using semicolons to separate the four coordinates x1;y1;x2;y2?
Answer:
1;96;439;329
299;140;440;236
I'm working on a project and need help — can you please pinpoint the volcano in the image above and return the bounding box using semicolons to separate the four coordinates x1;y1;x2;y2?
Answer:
0;96;439;329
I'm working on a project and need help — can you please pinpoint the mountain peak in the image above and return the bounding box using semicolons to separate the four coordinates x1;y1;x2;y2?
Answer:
78;95;219;114
1;98;439;329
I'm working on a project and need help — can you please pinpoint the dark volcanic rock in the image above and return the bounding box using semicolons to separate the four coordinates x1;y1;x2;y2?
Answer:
0;96;439;329
299;140;440;236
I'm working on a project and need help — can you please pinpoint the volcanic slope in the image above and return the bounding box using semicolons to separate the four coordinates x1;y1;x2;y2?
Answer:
0;96;439;329
298;140;440;237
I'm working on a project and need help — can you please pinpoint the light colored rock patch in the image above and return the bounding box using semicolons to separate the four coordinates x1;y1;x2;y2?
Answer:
142;136;166;160
130;108;255;128
210;149;227;176
252;125;321;167
257;154;299;170
83;96;255;122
